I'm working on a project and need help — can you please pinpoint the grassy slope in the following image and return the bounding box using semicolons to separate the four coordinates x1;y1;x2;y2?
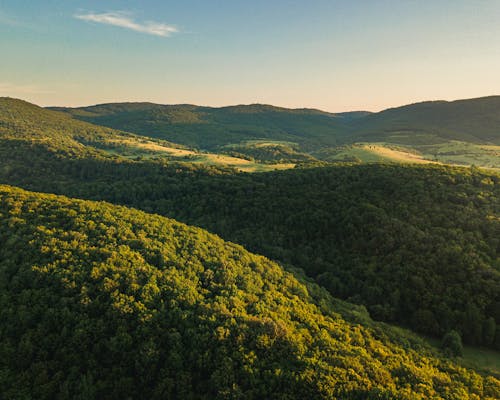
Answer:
425;337;500;378
0;184;499;399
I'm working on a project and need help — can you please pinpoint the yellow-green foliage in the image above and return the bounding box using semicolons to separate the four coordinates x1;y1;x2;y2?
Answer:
0;185;499;399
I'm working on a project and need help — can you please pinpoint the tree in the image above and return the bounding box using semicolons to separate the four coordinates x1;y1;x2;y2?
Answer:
441;330;463;357
482;317;496;346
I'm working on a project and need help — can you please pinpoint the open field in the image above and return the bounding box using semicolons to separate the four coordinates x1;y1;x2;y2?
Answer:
358;144;436;164
416;141;500;169
317;141;500;169
317;143;438;164
224;139;301;148
104;138;295;172
462;346;500;377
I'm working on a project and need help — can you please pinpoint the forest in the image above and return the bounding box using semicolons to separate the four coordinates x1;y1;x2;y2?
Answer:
0;97;499;399
1;184;499;399
1;134;499;349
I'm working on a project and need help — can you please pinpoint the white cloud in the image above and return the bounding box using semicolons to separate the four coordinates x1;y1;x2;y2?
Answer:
74;11;178;37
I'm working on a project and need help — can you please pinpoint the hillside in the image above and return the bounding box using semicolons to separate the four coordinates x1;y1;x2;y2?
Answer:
1;184;499;399
1;96;499;354
52;96;500;148
349;96;500;145
0;97;120;157
102;165;500;349
50;102;353;150
1;118;499;353
52;96;500;168
0;98;292;172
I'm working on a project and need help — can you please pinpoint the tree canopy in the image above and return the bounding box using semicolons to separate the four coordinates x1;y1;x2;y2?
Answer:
1;184;499;399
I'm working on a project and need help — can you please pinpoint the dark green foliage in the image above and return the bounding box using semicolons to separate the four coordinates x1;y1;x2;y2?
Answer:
442;331;464;357
483;318;497;346
53;96;500;152
350;96;500;144
222;141;318;164
51;102;353;150
1;131;499;350
0;103;498;349
0;97;130;156
2;185;498;399
1;96;500;398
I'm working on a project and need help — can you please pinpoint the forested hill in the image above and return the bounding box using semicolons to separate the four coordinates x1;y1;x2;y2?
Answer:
49;102;357;150
0;97;129;157
1;184;499;399
0;97;187;160
0;125;499;352
52;96;500;150
349;96;500;145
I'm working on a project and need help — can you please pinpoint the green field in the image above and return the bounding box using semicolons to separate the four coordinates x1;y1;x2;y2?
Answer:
315;141;500;169
102;137;296;172
416;140;500;169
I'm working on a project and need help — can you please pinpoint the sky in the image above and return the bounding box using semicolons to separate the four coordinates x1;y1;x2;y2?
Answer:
1;0;499;112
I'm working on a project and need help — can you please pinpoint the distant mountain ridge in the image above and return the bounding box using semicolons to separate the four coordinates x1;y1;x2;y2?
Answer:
51;95;500;150
49;102;363;150
350;96;500;145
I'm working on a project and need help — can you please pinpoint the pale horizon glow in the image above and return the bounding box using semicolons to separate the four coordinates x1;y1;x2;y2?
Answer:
1;1;499;112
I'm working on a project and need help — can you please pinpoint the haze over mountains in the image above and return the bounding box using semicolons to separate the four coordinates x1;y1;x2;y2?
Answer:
0;95;499;398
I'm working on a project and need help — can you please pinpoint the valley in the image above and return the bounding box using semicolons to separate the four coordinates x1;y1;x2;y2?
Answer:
0;95;499;399
3;3;499;398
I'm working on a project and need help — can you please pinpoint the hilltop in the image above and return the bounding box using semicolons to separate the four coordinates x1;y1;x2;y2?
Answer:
349;96;500;145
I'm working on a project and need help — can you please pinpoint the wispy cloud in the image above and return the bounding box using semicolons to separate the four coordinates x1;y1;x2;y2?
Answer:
74;11;178;37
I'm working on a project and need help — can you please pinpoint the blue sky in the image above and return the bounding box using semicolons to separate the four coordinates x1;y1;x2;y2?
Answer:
1;0;499;111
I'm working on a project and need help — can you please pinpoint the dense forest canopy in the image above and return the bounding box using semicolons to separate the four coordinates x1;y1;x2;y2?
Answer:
1;184;499;399
1;128;498;350
0;97;127;156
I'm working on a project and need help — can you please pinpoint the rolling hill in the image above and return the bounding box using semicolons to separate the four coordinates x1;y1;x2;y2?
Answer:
349;96;500;145
1;97;499;349
50;102;356;150
25;161;499;348
1;184;499;399
52;96;500;148
0;97;292;172
52;96;500;168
